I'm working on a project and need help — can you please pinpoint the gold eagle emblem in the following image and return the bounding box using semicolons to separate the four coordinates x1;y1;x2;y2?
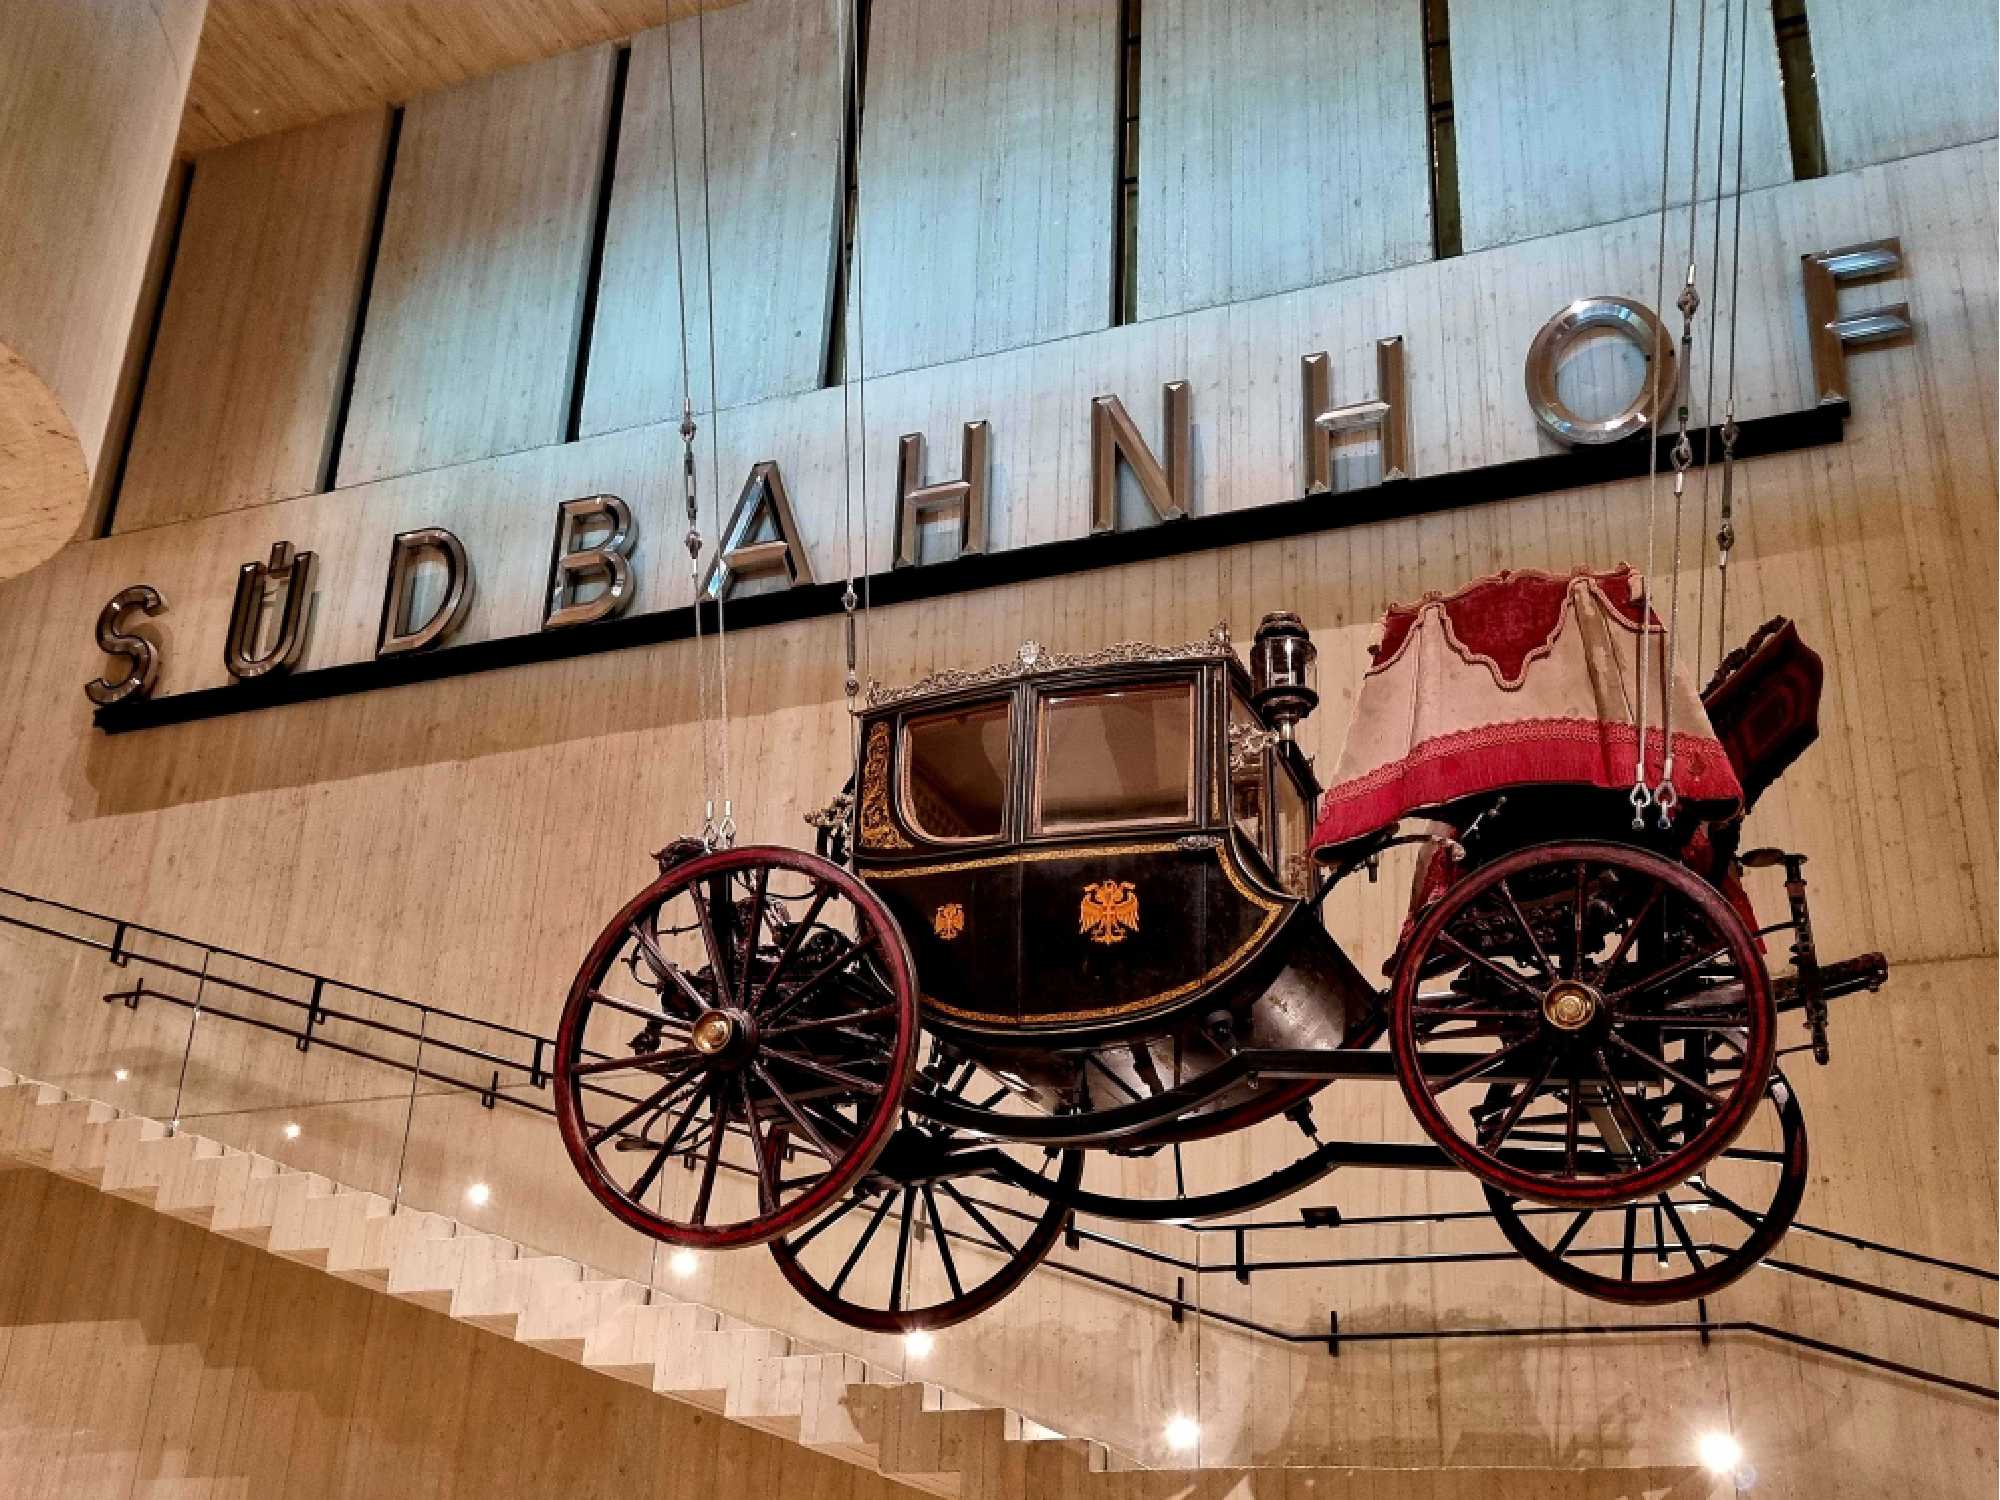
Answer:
932;902;966;940
1079;880;1140;945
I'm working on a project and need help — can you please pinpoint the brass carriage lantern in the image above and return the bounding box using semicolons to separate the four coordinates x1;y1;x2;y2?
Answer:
1251;612;1319;740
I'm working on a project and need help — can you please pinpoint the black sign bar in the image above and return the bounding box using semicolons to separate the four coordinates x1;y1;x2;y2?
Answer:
95;402;1846;734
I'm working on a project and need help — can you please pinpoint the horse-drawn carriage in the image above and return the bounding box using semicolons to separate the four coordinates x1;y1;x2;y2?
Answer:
554;565;1887;1331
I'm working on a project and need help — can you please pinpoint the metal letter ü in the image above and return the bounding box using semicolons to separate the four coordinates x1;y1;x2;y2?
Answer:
224;541;316;681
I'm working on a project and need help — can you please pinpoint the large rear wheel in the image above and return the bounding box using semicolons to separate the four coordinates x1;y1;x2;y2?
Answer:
1389;840;1775;1207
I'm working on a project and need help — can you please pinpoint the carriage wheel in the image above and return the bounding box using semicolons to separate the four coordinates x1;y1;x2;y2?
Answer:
769;1042;1083;1332
1390;840;1774;1207
1484;1073;1806;1304
554;846;919;1250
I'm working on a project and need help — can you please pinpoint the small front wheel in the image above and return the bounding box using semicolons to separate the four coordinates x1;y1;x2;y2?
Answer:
1389;840;1775;1207
554;845;919;1250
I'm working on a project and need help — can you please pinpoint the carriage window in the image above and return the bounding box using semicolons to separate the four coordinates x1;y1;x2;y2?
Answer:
1228;697;1271;857
900;700;1011;841
1037;682;1195;831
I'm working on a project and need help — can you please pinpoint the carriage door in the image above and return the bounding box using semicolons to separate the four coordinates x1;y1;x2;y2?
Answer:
1023;678;1204;1028
892;697;1021;1027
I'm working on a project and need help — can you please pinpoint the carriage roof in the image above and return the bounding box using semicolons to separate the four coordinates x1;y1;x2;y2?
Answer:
860;626;1248;717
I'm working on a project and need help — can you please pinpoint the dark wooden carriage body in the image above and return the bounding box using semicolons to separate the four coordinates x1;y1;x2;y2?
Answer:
552;589;1889;1333
849;637;1374;1140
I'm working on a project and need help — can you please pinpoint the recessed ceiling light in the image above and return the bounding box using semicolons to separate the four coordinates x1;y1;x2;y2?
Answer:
1697;1430;1743;1475
1164;1414;1200;1452
669;1248;699;1278
283;1122;301;1140
113;1068;129;1082
465;1182;491;1207
903;1329;935;1358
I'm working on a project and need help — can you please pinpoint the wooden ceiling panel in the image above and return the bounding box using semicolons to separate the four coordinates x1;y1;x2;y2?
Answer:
178;1;740;155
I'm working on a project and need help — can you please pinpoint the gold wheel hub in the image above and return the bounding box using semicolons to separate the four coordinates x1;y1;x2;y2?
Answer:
691;1010;739;1057
1542;979;1601;1032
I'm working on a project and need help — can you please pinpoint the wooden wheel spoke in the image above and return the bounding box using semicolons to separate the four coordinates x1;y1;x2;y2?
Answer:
787;1190;867;1255
1433;1033;1542;1095
736;867;770;1010
588;987;689;1027
588;1071;701;1151
888;1187;917;1314
1590;879;1664;987
1563;1060;1583;1175
570;1045;699;1079
939;1180;1019;1256
1480;1049;1557;1150
751;884;836;1012
630;1079;714;1201
1552;1208;1594;1257
830;1192;897;1297
1607;942;1734;1004
1602;1031;1727;1106
763;933;877;1026
751;1061;850;1163
690;1089;732;1226
739;1077;781;1214
762;1006;896;1041
689;881;735;1011
627;927;707;1016
1592;1050;1662;1162
1437;932;1542;999
1659;1194;1706;1269
1411;1006;1536;1023
1690;1178;1768;1232
1570;863;1588;977
921;1186;966;1299
766;1047;885;1095
1495;879;1556;977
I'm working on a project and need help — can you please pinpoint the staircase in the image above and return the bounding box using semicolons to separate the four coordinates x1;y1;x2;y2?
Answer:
0;1067;1710;1499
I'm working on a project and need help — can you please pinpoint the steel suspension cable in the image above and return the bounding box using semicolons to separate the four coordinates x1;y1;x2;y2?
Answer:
1634;0;1684;828
694;0;735;846
1715;0;1754;662
660;4;717;837
1654;0;1712;827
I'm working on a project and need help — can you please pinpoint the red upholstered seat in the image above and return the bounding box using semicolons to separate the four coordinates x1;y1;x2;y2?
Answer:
1312;565;1742;853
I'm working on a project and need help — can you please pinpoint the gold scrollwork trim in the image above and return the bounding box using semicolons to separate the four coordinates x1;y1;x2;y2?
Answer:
867;840;1290;1025
858;721;913;850
866;627;1240;709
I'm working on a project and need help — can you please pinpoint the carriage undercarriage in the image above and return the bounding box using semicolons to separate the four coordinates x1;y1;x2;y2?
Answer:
553;577;1890;1333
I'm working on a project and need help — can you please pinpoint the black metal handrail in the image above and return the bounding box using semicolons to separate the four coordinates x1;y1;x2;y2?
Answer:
1;882;1991;1402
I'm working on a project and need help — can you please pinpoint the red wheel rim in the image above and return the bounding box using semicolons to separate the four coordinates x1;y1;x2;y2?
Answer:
554;846;918;1250
1389;840;1775;1207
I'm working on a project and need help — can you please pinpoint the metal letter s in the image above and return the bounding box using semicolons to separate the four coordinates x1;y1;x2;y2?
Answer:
84;585;167;705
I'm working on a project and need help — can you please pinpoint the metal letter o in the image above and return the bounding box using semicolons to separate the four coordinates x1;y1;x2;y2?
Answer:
1524;297;1677;447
